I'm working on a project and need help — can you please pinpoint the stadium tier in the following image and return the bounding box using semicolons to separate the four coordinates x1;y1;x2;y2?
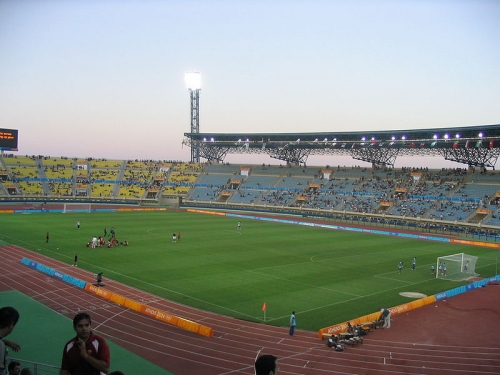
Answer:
0;154;499;233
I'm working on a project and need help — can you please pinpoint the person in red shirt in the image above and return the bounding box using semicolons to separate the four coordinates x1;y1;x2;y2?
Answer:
59;312;110;375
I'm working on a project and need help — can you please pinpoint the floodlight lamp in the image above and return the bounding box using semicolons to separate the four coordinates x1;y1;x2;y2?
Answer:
478;132;483;138
401;136;406;140
371;137;376;141
433;134;438;139
238;138;242;142
203;137;207;142
444;134;449;140
324;138;328;142
210;137;215;142
246;138;249;142
185;72;202;90
361;137;366;141
391;136;396;141
455;134;460;139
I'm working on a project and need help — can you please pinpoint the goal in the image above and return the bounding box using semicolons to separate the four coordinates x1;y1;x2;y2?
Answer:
436;253;478;281
62;203;92;213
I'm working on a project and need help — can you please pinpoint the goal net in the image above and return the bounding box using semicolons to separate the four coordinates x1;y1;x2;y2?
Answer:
63;203;92;213
436;253;478;281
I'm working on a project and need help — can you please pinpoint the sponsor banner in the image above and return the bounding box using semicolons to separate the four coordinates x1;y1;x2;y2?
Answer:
450;239;500;249
85;282;212;337
21;258;86;288
434;276;498;301
117;207;167;212
187;209;227;216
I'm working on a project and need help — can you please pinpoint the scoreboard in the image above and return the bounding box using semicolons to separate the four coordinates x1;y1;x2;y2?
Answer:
0;128;18;151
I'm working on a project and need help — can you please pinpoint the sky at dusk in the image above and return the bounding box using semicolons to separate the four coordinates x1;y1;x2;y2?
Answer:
1;0;498;169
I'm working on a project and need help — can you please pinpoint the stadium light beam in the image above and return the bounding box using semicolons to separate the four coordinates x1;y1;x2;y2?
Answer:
185;72;202;163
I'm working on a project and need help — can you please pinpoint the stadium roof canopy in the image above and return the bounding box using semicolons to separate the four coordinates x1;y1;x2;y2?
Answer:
184;124;500;168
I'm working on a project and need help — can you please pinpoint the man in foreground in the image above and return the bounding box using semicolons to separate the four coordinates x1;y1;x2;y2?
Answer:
255;354;278;375
0;306;21;375
59;312;110;375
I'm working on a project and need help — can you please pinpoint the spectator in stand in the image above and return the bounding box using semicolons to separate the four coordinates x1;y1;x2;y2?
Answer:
19;368;31;375
0;307;21;375
255;354;278;375
7;361;20;375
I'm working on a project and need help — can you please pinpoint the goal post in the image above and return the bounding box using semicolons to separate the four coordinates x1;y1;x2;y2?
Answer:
436;253;478;281
62;203;92;213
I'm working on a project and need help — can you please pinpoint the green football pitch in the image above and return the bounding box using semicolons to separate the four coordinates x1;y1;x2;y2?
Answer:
1;210;498;331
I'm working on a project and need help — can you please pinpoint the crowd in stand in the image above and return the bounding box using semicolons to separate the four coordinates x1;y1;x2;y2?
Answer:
1;154;499;228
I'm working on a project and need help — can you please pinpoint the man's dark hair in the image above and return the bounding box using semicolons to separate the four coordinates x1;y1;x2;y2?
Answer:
0;307;20;329
73;312;91;328
109;372;125;375
255;354;277;375
8;361;21;371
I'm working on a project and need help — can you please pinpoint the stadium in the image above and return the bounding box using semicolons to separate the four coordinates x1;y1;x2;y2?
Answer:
2;1;500;373
1;124;500;375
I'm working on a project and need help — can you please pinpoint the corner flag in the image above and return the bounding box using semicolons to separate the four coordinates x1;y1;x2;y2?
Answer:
262;302;267;311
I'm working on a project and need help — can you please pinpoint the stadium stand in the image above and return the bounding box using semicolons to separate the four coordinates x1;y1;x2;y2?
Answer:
0;154;499;235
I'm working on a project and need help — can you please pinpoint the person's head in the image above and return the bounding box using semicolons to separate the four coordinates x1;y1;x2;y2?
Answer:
72;312;92;340
255;354;278;375
109;372;125;375
0;306;20;337
8;361;21;375
20;368;32;375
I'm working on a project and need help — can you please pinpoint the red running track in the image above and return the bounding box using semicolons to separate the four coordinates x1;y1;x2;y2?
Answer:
1;244;499;375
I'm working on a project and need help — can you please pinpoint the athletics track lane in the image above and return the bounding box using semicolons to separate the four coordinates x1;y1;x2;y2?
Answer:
1;244;499;375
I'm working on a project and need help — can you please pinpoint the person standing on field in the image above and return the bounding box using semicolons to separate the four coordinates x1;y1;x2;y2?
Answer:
289;311;296;336
380;307;391;328
46;232;49;243
76;221;80;229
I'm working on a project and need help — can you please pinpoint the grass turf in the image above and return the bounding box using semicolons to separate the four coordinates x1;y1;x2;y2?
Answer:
1;210;498;332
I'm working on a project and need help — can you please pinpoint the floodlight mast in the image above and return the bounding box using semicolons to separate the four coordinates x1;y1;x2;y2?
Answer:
185;72;201;163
